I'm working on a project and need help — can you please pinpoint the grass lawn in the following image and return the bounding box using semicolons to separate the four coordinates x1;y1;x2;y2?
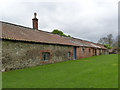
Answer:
2;54;118;88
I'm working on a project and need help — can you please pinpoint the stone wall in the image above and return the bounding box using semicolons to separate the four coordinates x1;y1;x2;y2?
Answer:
2;40;73;71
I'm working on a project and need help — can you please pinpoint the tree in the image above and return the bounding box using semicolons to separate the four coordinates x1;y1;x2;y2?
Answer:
98;34;114;49
52;29;63;36
98;34;113;46
68;35;71;37
52;29;71;37
112;35;118;49
98;37;108;45
107;34;113;46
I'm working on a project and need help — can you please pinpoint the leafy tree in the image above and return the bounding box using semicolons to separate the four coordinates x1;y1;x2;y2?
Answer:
52;29;71;37
52;29;63;36
104;44;112;49
98;34;114;49
68;35;71;37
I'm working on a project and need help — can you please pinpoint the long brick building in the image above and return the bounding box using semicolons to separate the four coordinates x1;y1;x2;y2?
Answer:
0;13;108;71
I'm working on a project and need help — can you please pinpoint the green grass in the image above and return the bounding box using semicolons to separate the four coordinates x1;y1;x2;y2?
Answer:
2;54;118;88
0;72;2;89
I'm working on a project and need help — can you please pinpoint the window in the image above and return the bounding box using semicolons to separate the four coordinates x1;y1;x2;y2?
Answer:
89;49;91;54
82;48;85;54
42;52;50;61
67;52;71;57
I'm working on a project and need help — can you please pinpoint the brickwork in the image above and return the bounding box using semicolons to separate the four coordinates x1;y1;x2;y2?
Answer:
76;47;106;59
76;47;93;59
32;13;38;30
32;18;38;30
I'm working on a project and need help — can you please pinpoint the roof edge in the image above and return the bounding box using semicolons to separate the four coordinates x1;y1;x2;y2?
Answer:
0;21;57;35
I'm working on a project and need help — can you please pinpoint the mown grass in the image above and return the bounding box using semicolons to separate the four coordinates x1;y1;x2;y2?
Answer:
2;54;118;88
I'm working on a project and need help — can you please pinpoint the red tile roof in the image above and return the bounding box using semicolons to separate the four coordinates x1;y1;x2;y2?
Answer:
1;21;107;49
63;37;107;49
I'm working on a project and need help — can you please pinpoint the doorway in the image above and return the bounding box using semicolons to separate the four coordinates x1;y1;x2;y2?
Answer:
73;47;76;60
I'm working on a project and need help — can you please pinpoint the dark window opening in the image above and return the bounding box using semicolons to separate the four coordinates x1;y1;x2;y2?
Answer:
89;49;91;54
82;48;85;54
42;52;50;61
68;52;71;57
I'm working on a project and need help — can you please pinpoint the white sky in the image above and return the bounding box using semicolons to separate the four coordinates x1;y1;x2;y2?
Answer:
0;0;119;42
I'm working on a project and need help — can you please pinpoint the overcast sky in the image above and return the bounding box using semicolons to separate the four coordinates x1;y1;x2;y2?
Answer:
0;0;118;43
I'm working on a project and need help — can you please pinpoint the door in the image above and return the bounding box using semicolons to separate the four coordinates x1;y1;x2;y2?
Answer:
95;49;97;56
73;47;76;60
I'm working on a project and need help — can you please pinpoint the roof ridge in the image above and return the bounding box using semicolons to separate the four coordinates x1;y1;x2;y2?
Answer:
0;21;34;30
0;21;74;38
0;21;57;35
69;37;103;45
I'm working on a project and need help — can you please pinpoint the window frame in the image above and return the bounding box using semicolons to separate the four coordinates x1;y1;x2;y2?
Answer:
42;52;50;61
67;51;71;57
40;50;51;63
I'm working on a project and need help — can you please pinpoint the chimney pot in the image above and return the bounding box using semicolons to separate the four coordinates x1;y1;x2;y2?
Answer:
34;12;37;18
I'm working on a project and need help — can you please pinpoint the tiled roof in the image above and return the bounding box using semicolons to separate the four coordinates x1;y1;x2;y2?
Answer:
1;21;78;46
63;37;106;49
0;21;106;49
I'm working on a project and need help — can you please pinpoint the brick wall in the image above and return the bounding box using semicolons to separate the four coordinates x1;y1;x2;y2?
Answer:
76;47;106;59
76;47;93;59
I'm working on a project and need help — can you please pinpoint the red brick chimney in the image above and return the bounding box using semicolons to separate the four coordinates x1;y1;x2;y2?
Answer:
32;12;38;30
